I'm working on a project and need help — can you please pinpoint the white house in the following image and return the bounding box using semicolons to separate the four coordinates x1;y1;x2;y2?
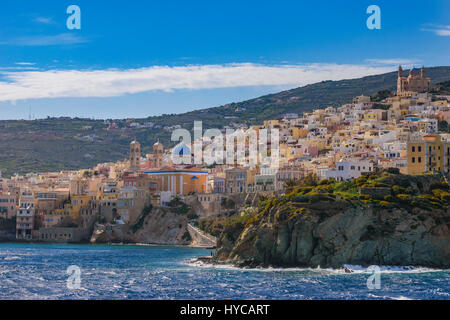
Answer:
325;160;374;181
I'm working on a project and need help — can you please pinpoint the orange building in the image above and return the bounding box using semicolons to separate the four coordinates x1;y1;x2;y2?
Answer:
144;167;208;196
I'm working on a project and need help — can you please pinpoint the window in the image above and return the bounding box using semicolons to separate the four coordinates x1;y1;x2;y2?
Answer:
412;146;415;152
418;146;422;152
418;157;422;163
412;157;415;163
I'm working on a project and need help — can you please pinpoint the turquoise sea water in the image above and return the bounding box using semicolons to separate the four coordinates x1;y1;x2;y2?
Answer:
0;243;448;300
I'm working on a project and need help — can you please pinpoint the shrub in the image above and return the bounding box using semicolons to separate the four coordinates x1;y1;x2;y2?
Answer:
300;173;319;187
431;189;444;198
440;192;450;202
358;194;370;200
187;213;199;220
291;195;309;203
315;184;333;192
362;181;389;188
182;230;192;241
379;201;392;207
396;194;410;201
96;215;107;224
417;194;440;202
392;185;413;195
131;205;153;233
355;176;368;187
430;181;450;191
386;168;400;174
222;197;236;209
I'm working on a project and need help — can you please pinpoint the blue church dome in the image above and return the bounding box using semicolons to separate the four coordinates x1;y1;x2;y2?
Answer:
173;143;191;156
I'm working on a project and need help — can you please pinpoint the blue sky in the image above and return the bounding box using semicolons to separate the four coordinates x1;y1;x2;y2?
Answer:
0;0;448;120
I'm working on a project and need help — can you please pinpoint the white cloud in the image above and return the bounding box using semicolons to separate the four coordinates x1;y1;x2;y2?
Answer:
365;58;421;65
33;17;55;25
15;62;36;66
0;33;88;46
0;63;393;102
421;25;450;36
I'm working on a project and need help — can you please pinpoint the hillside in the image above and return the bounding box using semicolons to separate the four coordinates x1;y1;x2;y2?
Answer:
1;66;449;177
209;171;450;268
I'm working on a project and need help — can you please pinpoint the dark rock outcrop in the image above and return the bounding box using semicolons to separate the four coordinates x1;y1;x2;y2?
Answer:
215;204;450;269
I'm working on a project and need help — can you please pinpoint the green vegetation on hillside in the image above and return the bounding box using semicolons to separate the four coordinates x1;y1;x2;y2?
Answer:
200;171;450;238
431;80;450;95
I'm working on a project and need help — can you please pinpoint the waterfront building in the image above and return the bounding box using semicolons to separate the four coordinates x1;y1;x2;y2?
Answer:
16;190;35;240
0;192;16;219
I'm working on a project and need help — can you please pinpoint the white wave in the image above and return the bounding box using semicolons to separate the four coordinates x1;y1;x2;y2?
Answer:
185;258;447;274
342;265;445;274
368;293;413;300
3;256;21;261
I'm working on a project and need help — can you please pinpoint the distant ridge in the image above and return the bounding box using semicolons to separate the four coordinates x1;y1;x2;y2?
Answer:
0;66;449;176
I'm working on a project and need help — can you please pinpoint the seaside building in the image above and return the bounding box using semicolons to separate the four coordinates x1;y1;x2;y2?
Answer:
0;192;16;219
16;190;35;240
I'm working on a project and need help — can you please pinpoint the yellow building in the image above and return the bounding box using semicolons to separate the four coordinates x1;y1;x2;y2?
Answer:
290;127;308;139
263;120;280;129
364;112;378;121
407;134;450;174
96;182;118;200
44;194;94;227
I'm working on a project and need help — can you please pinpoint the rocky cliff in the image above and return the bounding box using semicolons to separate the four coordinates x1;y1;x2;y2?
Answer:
90;206;192;245
213;172;450;268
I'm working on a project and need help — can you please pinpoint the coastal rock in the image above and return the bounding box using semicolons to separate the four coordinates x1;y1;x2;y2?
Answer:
90;206;192;245
216;204;450;269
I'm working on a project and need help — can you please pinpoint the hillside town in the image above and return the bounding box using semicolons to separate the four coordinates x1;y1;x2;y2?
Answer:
1;66;450;243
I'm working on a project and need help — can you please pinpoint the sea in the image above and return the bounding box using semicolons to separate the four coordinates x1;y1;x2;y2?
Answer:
0;243;448;300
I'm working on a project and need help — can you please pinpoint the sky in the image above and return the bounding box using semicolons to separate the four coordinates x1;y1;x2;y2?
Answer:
0;0;449;120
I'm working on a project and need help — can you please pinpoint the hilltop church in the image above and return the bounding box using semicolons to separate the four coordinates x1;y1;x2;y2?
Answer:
397;66;431;94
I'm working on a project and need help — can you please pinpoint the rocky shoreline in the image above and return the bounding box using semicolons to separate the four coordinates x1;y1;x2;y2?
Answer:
209;173;450;269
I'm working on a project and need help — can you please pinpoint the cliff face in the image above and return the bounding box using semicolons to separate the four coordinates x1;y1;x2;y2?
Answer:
90;206;191;245
214;173;450;268
217;205;450;268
